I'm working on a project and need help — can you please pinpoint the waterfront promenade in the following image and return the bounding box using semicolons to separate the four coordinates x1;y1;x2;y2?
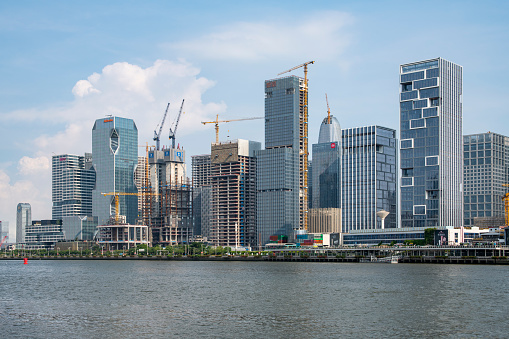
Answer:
2;245;509;264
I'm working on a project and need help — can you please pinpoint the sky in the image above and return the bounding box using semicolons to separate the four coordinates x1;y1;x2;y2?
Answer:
1;0;508;239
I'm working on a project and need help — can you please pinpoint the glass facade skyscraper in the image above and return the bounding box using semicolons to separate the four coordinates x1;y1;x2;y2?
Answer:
16;203;31;244
257;76;304;244
92;117;138;225
311;115;342;209
400;58;463;228
52;153;95;219
463;132;509;226
342;126;398;232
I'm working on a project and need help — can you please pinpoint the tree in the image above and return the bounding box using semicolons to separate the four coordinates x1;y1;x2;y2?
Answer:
424;228;437;245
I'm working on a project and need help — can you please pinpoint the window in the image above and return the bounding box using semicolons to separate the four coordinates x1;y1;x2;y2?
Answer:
413;99;428;109
401;139;414;149
410;119;426;129
414;78;438;90
423;107;438;117
402;177;414;187
402;83;413;92
426;156;438;166
400;71;425;82
401;91;418;101
413;205;426;215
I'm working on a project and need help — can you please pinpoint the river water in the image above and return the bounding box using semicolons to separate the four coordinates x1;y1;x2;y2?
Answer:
1;260;507;338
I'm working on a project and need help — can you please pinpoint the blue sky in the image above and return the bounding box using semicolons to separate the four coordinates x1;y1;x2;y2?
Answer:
1;0;508;237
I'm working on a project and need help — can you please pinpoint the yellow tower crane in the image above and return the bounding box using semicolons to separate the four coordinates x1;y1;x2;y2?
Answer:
277;61;315;231
101;192;140;224
325;93;331;124
201;114;263;143
101;191;159;225
502;184;509;226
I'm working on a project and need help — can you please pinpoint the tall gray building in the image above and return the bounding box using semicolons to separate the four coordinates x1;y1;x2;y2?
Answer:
257;76;305;245
192;154;212;237
16;203;31;244
312;115;342;209
92;116;138;225
463;132;509;226
400;58;463;228
342;126;398;232
52;153;95;219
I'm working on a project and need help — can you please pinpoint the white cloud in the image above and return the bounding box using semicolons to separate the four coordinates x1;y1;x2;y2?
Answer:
18;156;51;175
0;59;226;231
0;170;50;241
169;11;354;62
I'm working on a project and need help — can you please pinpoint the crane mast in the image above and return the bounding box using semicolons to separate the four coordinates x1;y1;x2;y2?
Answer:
154;103;170;150
169;99;185;149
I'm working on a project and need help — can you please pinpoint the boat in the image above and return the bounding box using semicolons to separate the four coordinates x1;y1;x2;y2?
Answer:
360;255;399;263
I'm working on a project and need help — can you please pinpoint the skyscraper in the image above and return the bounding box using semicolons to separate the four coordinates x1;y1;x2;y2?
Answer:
400;58;463;228
210;139;260;248
52;153;95;219
92;116;138;225
257;75;306;244
342;126;398;232
16;203;31;244
0;221;9;243
192;154;212;237
463;132;509;226
312;115;342;209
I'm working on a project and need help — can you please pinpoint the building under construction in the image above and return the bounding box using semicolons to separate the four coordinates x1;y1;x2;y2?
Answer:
209;140;260;248
142;147;193;245
257;64;313;245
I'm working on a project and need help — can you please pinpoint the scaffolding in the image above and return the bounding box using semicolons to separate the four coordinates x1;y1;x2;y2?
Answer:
142;148;193;246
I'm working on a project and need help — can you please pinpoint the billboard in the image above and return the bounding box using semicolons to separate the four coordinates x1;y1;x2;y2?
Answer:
434;229;449;246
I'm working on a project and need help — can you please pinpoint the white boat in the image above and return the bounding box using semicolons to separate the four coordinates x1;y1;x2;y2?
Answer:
360;255;399;263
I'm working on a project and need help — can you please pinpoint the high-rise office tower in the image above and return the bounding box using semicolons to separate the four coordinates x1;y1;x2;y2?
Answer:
192;154;212;237
342;126;398;232
52;153;95;219
92;116;138;225
209;140;260;248
400;58;463;227
463;132;509;226
312;115;342;209
16;203;31;244
0;221;9;243
257;75;306;244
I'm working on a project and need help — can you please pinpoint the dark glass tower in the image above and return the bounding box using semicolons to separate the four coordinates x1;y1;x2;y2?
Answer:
342;126;398;232
257;76;304;244
400;58;463;228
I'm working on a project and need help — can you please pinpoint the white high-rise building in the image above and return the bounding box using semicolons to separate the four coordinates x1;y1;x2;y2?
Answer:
52;153;95;219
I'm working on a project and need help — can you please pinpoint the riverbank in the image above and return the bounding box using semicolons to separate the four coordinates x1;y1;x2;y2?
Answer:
2;255;508;264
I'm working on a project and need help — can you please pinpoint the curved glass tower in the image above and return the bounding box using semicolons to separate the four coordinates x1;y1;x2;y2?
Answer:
92;117;138;225
312;115;342;209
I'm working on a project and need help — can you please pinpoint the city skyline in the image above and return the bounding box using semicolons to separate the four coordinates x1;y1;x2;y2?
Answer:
1;1;509;235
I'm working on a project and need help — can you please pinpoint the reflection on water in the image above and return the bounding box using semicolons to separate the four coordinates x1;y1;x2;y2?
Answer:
1;260;507;338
